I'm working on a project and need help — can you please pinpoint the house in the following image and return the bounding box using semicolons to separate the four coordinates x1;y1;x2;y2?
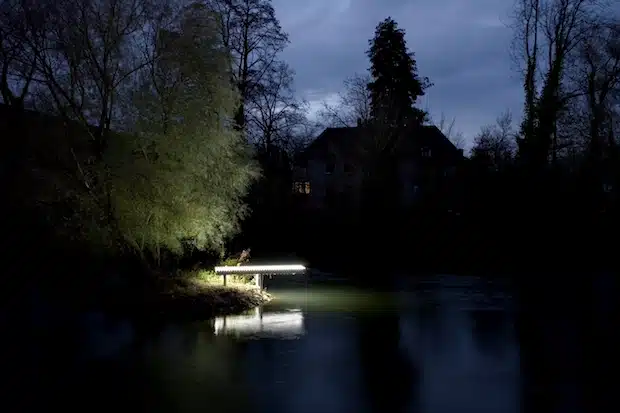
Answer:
291;123;465;212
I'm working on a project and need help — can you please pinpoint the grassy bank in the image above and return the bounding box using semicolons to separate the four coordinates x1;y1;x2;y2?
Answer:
136;269;272;320
79;268;272;321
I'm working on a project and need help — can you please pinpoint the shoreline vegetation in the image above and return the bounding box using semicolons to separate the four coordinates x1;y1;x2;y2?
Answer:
8;252;273;324
147;270;273;320
102;268;273;321
1;267;272;332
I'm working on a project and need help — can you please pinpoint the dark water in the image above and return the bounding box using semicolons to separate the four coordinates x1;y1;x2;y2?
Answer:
1;275;615;412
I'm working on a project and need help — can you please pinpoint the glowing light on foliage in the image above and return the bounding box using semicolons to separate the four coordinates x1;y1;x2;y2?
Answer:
102;3;260;261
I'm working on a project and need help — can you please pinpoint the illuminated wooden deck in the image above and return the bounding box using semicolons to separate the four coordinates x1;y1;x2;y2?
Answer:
213;264;306;289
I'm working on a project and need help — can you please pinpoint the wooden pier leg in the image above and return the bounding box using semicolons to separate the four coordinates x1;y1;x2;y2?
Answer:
223;274;227;286
255;273;263;290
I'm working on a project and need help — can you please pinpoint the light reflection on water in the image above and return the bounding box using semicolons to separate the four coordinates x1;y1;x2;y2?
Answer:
7;276;524;413
266;286;399;313
213;307;305;339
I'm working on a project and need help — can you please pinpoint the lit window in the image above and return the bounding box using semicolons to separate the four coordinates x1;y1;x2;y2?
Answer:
293;181;311;194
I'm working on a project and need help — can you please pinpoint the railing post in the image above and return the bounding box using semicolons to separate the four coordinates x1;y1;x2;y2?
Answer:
255;273;263;290
222;274;227;286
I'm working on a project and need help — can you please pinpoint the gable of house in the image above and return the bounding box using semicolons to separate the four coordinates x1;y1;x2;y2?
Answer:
298;124;462;166
296;127;366;167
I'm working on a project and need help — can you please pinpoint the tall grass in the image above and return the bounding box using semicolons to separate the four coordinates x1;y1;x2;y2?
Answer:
192;269;255;287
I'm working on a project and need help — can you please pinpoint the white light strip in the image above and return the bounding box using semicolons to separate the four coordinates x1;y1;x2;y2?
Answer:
214;264;306;274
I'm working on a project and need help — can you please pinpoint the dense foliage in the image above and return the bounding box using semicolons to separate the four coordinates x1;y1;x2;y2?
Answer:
366;17;431;129
1;1;260;273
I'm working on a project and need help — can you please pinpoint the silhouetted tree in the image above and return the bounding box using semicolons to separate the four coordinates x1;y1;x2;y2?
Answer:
506;0;619;262
207;0;312;230
3;1;259;269
16;0;166;154
361;17;432;217
246;60;308;153
510;0;604;172
2;0;173;250
0;0;36;108
367;17;431;130
207;0;289;134
318;73;373;127
470;110;516;172
566;20;620;206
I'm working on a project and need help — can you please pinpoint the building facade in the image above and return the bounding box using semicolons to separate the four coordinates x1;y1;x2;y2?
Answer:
292;124;465;212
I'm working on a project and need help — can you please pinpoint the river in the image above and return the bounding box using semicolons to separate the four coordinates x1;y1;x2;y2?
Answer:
2;274;615;412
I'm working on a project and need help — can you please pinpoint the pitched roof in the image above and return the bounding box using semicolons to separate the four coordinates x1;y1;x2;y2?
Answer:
301;127;364;159
297;124;461;163
409;124;463;159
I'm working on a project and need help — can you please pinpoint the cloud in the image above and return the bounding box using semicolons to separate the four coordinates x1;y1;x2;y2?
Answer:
272;0;524;148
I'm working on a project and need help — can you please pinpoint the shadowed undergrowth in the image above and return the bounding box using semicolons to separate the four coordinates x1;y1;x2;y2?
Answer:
133;268;271;320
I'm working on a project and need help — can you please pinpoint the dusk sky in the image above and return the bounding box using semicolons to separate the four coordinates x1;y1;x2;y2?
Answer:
272;0;524;149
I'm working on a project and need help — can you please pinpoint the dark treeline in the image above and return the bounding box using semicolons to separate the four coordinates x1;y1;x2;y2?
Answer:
252;0;620;276
0;0;267;304
0;0;317;306
1;0;619;299
2;4;617;411
444;0;620;274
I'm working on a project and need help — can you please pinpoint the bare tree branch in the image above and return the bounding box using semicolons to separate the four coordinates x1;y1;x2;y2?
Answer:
317;72;372;128
433;112;466;150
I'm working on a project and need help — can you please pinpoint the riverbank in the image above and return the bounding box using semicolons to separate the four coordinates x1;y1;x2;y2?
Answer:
53;268;272;323
2;266;272;329
143;271;273;320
